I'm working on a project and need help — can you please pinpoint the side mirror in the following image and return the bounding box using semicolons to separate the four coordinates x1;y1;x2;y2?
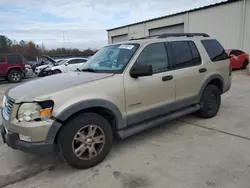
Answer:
130;64;153;78
65;62;69;66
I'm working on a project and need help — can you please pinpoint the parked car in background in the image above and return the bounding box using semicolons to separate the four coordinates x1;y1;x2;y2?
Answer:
0;53;25;83
226;49;249;69
32;55;57;72
24;64;34;78
48;58;88;74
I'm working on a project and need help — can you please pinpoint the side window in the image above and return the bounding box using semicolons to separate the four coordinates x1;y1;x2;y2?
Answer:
230;50;238;56
6;54;23;64
201;39;228;62
135;43;168;73
68;59;77;64
169;41;201;69
77;59;87;63
235;50;244;56
0;55;5;63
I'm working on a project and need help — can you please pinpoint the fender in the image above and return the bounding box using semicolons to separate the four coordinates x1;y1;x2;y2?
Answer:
198;74;225;101
45;99;126;143
6;66;23;74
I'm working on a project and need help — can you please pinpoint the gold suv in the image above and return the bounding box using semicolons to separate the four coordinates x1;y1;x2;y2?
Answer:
1;33;231;169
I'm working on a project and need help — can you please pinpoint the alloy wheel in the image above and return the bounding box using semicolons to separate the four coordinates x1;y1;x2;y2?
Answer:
72;125;105;160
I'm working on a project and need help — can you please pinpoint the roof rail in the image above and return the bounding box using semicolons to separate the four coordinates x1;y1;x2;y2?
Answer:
129;34;160;41
129;33;210;41
158;33;210;38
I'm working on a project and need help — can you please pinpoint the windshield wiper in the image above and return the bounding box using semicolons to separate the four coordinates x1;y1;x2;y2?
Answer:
81;68;96;72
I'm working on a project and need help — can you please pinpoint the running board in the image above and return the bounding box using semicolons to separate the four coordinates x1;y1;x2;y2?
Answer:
117;104;200;139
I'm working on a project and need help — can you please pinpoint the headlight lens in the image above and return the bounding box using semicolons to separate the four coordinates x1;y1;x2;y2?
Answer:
18;102;53;122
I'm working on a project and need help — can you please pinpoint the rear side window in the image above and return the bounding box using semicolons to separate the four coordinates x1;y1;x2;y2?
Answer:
231;50;244;56
168;41;201;69
68;59;77;64
0;55;5;63
135;42;169;73
201;39;228;62
7;54;23;64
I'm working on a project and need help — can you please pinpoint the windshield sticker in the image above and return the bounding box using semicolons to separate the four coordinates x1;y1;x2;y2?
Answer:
118;44;134;50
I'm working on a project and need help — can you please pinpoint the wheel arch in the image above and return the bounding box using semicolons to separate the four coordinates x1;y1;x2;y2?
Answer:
6;67;22;74
198;74;224;100
46;99;126;143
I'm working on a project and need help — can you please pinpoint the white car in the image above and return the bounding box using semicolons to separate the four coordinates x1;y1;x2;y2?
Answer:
49;58;88;74
34;64;51;74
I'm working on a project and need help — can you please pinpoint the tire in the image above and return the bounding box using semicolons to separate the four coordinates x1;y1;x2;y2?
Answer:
7;70;22;83
57;112;113;169
197;84;221;119
242;60;249;69
53;69;62;74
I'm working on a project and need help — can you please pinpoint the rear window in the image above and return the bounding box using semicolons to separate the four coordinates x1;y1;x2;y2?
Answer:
201;39;228;62
6;54;23;64
0;55;5;63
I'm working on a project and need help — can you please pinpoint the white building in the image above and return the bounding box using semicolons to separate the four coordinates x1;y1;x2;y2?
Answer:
107;0;250;52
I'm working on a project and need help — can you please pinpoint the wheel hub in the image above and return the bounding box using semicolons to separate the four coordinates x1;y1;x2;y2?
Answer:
72;125;105;160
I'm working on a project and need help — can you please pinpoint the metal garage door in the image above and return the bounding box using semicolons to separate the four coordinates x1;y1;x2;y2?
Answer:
149;24;184;37
111;34;128;43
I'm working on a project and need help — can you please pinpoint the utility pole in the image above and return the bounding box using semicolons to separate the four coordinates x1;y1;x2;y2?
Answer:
62;31;66;57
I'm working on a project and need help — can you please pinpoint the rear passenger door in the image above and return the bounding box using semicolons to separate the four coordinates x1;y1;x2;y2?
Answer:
0;55;6;75
124;42;175;125
168;41;204;103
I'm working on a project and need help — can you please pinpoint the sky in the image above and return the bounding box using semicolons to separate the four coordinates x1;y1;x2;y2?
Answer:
0;0;225;49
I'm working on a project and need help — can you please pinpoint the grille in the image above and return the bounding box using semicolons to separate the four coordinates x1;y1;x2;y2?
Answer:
2;97;15;120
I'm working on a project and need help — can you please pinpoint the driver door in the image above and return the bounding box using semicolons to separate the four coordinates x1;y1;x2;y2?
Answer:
124;42;175;125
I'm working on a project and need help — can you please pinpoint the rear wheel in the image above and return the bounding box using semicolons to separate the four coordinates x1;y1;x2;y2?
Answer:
242;60;249;69
197;84;221;118
57;113;113;169
7;70;22;83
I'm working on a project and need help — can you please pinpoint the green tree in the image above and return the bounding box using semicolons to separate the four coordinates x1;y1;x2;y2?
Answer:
0;35;12;53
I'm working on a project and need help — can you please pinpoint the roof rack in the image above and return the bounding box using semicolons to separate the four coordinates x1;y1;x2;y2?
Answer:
158;33;210;38
129;34;159;40
129;33;210;41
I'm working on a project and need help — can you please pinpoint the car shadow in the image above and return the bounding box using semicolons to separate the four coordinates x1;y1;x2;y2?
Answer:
40;118;186;175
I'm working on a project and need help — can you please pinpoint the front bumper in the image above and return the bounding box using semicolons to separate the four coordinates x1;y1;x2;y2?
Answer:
1;125;55;154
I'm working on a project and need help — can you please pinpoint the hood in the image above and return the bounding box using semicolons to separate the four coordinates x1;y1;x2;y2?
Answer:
7;72;113;103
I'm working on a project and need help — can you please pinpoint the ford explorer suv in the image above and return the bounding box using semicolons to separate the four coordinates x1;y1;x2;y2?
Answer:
1;33;231;169
0;53;25;83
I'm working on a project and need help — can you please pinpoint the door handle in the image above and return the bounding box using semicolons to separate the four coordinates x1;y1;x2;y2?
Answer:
162;75;173;81
199;68;207;73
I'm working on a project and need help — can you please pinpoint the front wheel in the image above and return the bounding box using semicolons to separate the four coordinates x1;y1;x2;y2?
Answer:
7;70;22;83
57;113;113;169
197;84;221;119
53;69;62;74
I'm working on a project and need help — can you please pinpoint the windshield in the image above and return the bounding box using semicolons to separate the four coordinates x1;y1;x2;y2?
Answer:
80;43;139;73
56;59;68;65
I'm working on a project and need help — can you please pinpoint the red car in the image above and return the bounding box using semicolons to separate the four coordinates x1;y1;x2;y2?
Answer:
0;53;25;83
226;49;249;69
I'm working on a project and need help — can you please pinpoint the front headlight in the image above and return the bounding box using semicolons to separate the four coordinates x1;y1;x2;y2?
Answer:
18;101;53;122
